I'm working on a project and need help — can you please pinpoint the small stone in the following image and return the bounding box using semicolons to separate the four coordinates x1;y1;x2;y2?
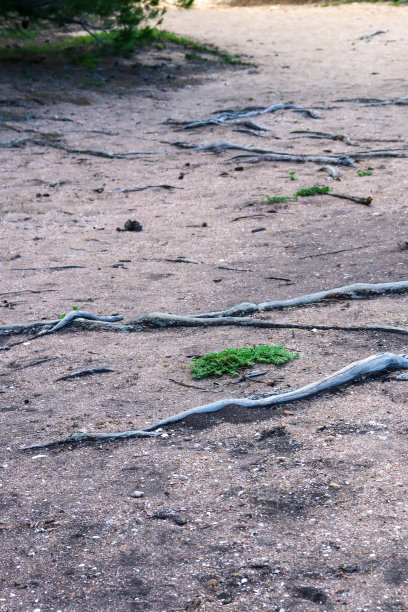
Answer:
131;490;144;498
174;516;188;526
117;219;143;232
329;482;341;488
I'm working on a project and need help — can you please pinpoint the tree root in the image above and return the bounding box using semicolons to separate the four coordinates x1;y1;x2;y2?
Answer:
338;97;408;107
171;141;354;166
0;137;167;159
291;130;356;146
192;281;408;317
23;352;408;449
230;152;354;166
165;103;320;130
3;283;408;342
0;311;123;349
113;185;183;193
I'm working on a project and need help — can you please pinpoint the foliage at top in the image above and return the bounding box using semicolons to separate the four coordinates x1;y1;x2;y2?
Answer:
0;0;193;51
190;344;299;379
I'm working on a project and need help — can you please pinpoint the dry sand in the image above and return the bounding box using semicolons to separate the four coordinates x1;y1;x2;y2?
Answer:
1;3;408;610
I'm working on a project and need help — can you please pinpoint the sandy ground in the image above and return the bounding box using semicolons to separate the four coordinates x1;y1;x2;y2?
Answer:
1;3;408;610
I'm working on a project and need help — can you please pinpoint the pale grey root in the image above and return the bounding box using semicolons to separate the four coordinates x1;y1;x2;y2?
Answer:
165;103;320;130
129;312;408;337
171;141;354;166
3;282;408;339
23;352;408;449
291;130;356;146
0;137;167;159
193;281;408;318
229;152;354;166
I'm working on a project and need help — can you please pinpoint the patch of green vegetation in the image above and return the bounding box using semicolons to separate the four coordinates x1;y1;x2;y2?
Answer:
0;27;248;66
155;30;248;65
185;52;214;63
264;195;298;204
289;171;297;181
295;185;332;197
60;306;79;319
190;344;299;379
357;170;373;177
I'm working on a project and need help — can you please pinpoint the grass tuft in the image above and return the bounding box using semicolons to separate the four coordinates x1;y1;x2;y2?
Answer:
295;185;332;197
190;344;298;379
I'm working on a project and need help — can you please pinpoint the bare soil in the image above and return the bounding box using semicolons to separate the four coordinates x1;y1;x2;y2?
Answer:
1;4;408;610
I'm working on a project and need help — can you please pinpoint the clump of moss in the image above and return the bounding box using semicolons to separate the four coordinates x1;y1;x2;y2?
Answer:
190;344;299;379
295;185;332;197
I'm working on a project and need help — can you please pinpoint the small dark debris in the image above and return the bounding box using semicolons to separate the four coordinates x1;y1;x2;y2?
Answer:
117;220;143;232
293;586;328;604
178;173;185;180
202;222;207;227
252;227;266;233
340;564;360;574
234;166;244;171
174;516;188;526
94;187;104;193
35;193;50;198
257;426;287;441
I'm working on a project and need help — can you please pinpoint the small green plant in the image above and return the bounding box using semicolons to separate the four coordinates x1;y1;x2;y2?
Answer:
357;170;373;177
289;171;297;181
190;344;299;379
264;195;298;204
295;185;332;197
60;306;79;319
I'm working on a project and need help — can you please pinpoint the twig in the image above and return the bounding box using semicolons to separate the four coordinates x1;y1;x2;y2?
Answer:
56;367;114;381
12;265;85;272
360;29;386;41
217;265;251;272
113;185;183;193
291;130;355;146
22;353;408;448
164;257;200;264
0;289;55;296
299;245;369;260
165;103;320;130
168;378;211;391
328;192;372;206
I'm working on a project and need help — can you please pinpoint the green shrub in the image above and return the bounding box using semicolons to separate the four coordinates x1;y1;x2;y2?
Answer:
190;344;299;378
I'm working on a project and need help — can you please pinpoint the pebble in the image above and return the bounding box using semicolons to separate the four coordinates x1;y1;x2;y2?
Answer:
131;490;144;498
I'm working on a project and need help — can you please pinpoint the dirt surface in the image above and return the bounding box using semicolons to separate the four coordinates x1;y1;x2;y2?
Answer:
1;3;408;610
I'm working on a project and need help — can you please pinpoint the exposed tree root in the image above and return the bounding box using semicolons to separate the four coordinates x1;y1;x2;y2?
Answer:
230;152;354;166
165;103;320;130
192;281;408;317
0;137;167;159
113;185;182;193
2;283;408;342
291;130;356;146
338;97;408;107
0;311;123;350
171;141;354;166
23;352;408;449
56;367;114;382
